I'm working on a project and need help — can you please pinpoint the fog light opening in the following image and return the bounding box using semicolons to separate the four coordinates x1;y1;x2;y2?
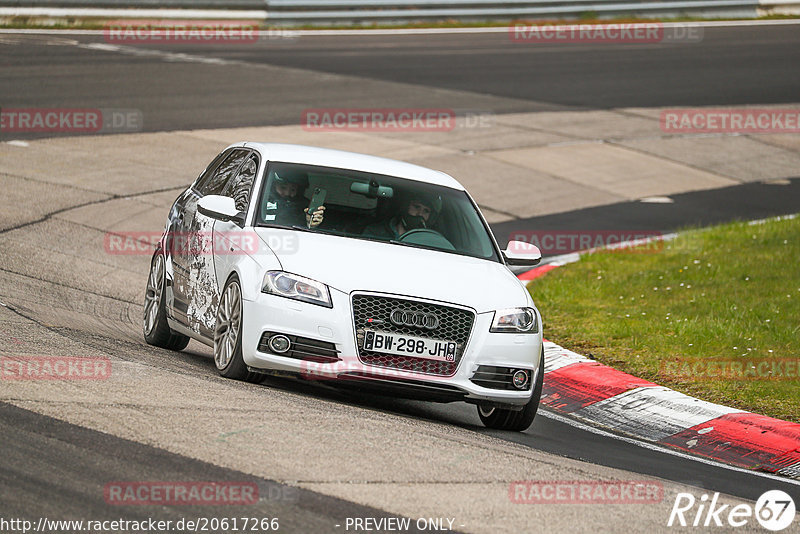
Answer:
268;334;292;354
512;369;530;390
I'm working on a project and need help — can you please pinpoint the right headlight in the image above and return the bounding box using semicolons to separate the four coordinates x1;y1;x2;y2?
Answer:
262;271;332;308
490;307;538;333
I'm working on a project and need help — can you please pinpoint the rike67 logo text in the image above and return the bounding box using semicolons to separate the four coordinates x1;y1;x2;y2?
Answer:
668;490;796;531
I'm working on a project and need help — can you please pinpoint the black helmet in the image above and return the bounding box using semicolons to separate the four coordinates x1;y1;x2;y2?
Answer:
270;171;308;201
415;192;442;214
401;192;443;229
272;170;308;188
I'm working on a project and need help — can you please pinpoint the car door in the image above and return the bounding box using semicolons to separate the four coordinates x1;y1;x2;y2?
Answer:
212;152;261;292
165;149;228;324
172;148;249;336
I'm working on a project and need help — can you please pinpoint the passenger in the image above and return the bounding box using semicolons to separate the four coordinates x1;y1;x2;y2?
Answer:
262;172;324;228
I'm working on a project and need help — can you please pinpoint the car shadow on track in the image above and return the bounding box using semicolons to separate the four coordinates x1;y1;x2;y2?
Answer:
151;342;552;439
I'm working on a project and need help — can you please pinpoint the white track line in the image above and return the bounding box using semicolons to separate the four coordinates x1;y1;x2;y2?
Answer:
286;19;800;35
540;409;800;487
0;8;269;20
1;19;800;36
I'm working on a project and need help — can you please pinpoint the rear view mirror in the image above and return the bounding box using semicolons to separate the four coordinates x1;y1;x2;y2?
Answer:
351;179;393;199
502;241;542;266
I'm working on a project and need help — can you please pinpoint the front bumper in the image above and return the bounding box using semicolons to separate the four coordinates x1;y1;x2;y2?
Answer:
241;289;542;407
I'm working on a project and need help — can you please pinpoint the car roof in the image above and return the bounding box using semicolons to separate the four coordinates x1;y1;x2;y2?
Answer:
239;142;465;191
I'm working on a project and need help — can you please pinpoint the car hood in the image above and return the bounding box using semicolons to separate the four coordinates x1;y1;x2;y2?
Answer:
254;228;530;313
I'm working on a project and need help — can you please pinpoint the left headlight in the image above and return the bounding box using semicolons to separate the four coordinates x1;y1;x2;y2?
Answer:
262;271;333;308
490;307;538;333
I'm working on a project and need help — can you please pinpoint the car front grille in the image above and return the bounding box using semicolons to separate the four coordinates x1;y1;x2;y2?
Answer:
352;294;474;376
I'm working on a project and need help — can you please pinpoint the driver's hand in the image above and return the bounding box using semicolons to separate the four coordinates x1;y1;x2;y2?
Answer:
305;206;325;228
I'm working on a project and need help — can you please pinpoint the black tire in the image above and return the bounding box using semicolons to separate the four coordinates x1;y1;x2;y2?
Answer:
213;275;264;383
478;348;545;431
143;252;190;351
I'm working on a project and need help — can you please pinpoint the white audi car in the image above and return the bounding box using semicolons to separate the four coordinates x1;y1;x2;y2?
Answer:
144;143;544;430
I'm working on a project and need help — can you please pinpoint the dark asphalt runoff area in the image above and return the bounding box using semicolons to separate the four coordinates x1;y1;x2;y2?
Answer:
492;177;800;251
0;402;435;534
1;25;799;135
268;376;800;503
215;26;800;110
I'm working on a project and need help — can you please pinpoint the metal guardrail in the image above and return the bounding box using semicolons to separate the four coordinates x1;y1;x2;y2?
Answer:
0;0;781;22
270;0;746;5
0;0;266;6
266;0;759;20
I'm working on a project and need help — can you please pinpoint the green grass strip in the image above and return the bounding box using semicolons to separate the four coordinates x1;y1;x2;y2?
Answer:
528;215;800;422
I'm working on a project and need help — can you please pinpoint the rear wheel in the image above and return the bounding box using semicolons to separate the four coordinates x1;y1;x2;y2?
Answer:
143;253;190;351
214;276;263;383
478;348;544;431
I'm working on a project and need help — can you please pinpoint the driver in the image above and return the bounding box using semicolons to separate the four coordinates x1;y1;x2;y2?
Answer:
262;171;324;228
362;193;441;240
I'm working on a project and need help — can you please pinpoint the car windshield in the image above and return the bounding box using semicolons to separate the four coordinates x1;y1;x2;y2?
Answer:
255;161;499;262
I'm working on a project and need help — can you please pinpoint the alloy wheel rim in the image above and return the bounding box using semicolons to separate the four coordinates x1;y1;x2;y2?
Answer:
214;282;241;370
143;255;164;335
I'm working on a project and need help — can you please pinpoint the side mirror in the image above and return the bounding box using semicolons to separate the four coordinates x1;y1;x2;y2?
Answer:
502;240;542;266
198;195;244;225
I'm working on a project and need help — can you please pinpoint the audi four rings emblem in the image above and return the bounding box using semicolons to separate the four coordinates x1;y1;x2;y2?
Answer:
389;309;439;330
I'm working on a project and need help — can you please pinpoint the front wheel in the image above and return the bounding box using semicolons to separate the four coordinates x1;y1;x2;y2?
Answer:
143;253;190;351
478;348;544;431
214;276;263;383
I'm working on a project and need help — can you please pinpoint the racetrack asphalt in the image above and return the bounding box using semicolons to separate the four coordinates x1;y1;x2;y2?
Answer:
1;24;800;533
492;177;800;252
0;402;438;534
1;24;799;135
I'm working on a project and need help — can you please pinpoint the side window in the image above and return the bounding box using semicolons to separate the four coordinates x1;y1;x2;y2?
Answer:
193;149;230;193
198;149;248;197
224;153;259;213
